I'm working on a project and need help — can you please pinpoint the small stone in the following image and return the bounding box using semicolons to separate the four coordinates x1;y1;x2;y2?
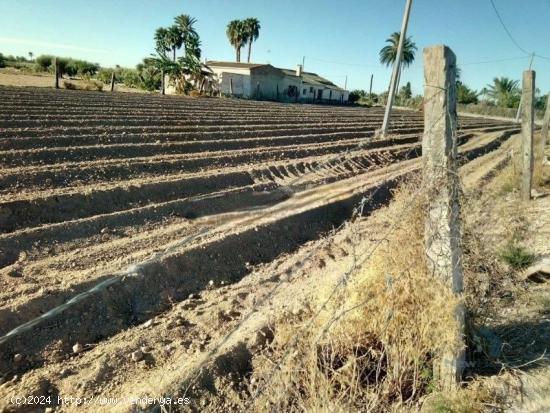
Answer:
13;354;23;363
188;293;195;300
100;227;109;234
72;343;83;354
140;346;151;353
59;368;73;378
7;264;22;278
131;350;144;362
143;320;153;328
208;280;214;287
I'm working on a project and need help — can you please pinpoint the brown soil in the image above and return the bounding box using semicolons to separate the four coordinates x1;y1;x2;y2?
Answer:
0;86;523;412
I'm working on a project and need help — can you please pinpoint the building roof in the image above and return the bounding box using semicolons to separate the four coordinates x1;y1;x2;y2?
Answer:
206;61;267;69
279;69;343;90
205;61;345;91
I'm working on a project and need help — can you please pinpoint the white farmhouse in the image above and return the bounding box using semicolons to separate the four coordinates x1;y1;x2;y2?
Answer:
206;61;349;103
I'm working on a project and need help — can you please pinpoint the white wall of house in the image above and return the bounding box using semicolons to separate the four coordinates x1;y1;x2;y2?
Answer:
218;72;252;97
208;63;349;103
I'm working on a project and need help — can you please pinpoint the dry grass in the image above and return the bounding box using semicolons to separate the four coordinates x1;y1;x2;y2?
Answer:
250;181;482;412
63;79;103;91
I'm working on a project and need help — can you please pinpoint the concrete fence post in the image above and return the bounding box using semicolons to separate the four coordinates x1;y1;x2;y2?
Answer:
422;45;464;389
110;71;115;92
54;57;59;89
539;92;550;162
160;70;165;96
520;70;535;201
229;77;233;96
276;83;279;100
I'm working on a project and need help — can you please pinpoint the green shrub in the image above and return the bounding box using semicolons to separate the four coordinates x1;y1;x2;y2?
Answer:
96;68;114;84
35;54;54;71
499;243;535;269
0;53;5;68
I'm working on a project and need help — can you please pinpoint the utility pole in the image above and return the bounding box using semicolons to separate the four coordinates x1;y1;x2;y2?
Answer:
344;75;347;90
369;74;374;95
380;0;413;137
515;53;535;123
302;56;305;71
520;70;535;201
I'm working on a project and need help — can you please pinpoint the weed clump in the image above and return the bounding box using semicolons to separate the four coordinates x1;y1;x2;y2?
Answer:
251;181;465;412
499;243;535;269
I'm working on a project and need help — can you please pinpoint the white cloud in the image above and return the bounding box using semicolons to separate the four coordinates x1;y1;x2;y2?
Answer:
0;37;112;54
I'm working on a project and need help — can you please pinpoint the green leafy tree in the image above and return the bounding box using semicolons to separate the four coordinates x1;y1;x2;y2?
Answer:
226;20;246;62
174;14;198;47
348;89;366;103
486;77;520;108
379;31;417;68
154;28;170;55
0;53;5;68
399;82;412;100
456;81;479;104
166;25;184;61
243;18;260;63
379;31;417;93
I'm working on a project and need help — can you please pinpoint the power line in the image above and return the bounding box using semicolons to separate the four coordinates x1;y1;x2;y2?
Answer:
458;55;529;66
306;56;380;68
488;0;531;56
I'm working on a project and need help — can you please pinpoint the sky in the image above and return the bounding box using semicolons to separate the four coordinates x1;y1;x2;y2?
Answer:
1;0;550;95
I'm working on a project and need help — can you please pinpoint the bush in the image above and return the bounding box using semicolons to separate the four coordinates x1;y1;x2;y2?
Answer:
119;68;141;89
35;54;54;72
63;79;103;91
0;53;5;68
499;243;535;269
34;55;99;77
96;68;114;84
457;82;479;104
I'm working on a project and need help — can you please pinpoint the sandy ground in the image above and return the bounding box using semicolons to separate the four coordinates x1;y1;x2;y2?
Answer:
0;68;141;93
0;86;541;412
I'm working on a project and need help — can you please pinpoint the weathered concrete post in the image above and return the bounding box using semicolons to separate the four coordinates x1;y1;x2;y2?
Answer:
110;71;115;92
520;70;535;201
54;57;59;89
229;77;233;96
422;45;464;389
276;83;279;101
160;69;165;96
539;92;550;162
256;82;261;99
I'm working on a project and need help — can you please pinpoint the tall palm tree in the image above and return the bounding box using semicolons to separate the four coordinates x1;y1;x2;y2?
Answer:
379;31;417;68
154;27;171;55
166;25;183;61
28;52;33;62
486;77;520;108
226;20;246;62
175;15;198;47
379;32;417;92
243;18;260;63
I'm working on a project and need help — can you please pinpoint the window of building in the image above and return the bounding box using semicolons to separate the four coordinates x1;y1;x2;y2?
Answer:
309;87;314;93
303;88;307;95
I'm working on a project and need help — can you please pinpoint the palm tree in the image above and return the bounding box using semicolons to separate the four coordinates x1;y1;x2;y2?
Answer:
243;18;260;63
485;77;520;108
379;31;417;92
166;25;184;61
28;52;33;62
226;20;246;62
154;27;170;55
175;15;198;49
379;31;417;68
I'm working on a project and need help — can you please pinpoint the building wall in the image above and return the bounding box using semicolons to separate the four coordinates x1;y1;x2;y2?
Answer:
208;64;349;103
